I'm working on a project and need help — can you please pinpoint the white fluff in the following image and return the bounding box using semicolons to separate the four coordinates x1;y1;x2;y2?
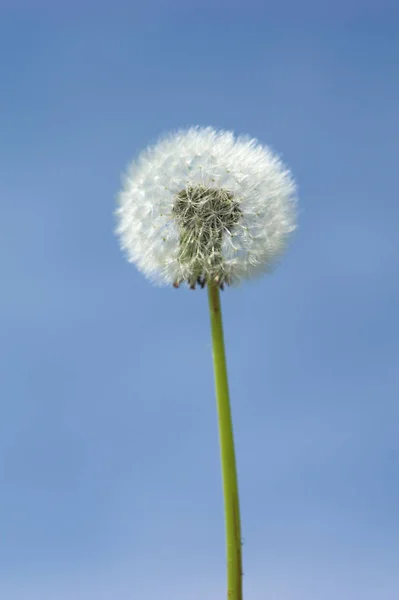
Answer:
115;127;297;287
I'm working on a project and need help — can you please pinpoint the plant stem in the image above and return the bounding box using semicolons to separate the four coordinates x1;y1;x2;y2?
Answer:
207;283;243;600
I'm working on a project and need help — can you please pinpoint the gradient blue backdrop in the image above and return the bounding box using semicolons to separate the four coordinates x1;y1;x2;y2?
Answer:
1;1;398;598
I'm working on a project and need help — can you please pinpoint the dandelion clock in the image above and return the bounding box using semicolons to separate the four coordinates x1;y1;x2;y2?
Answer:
115;127;297;600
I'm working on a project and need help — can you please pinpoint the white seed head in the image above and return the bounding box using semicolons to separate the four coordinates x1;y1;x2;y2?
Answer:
115;127;297;288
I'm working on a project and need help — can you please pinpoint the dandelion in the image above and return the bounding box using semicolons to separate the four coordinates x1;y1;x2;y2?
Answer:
115;127;297;600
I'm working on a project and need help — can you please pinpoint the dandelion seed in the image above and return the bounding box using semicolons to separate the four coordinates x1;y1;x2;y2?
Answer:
115;127;297;288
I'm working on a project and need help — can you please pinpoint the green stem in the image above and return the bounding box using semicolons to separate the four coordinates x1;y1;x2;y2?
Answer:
207;283;243;600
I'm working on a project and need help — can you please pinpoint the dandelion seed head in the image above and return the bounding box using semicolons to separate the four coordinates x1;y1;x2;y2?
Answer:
115;127;297;288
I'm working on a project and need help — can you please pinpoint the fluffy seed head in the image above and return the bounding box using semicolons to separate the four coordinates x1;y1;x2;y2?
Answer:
115;127;297;288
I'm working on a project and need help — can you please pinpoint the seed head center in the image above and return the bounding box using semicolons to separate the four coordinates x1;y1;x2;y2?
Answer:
172;185;241;288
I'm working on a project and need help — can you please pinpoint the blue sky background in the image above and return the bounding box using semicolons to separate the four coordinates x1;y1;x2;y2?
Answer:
1;1;398;598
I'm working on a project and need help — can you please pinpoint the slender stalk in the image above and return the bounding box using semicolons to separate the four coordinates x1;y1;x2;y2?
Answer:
207;283;243;600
